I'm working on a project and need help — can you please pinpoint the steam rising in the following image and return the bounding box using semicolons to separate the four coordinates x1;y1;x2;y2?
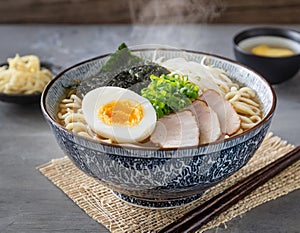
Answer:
129;0;225;24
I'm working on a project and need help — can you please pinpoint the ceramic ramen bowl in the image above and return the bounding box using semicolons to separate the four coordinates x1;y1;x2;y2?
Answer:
233;27;300;84
41;49;276;208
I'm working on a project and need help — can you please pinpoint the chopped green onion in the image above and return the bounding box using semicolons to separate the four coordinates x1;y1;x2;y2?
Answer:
141;73;200;118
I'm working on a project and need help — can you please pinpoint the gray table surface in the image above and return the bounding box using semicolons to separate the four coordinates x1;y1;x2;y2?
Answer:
0;24;299;233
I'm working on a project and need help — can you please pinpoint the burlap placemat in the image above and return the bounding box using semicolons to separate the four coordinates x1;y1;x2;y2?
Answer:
37;132;299;232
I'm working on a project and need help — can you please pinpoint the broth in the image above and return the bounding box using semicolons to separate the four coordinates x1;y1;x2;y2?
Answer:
238;36;300;57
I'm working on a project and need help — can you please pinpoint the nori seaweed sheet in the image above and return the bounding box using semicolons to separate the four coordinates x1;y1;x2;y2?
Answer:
75;44;169;96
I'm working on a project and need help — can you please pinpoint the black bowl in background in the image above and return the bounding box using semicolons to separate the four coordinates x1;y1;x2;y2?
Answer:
0;92;42;104
233;27;300;84
0;62;62;104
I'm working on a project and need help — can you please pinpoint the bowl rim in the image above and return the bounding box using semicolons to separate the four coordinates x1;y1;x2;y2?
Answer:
233;27;300;59
41;48;277;151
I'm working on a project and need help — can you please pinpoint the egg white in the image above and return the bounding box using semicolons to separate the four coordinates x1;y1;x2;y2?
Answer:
82;86;157;143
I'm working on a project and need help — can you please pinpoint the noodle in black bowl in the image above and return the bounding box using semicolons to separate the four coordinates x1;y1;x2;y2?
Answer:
0;61;62;104
41;48;276;208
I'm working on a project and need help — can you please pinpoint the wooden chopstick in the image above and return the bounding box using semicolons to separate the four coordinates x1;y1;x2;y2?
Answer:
158;145;300;233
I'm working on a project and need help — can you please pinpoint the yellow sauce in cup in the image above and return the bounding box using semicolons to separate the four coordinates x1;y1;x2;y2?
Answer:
251;45;295;57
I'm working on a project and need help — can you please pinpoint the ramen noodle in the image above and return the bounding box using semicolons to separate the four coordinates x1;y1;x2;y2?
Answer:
225;86;262;130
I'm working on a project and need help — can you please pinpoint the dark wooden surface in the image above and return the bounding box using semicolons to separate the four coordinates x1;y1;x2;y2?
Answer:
0;24;299;233
0;0;299;24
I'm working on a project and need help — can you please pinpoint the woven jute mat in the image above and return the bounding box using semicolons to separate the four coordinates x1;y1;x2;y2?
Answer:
37;132;300;232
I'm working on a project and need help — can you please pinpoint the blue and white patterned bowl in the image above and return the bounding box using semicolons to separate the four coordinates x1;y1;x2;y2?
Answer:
41;49;276;208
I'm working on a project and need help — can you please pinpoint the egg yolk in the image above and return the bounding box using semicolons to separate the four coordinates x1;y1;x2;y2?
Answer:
97;99;144;127
251;45;295;57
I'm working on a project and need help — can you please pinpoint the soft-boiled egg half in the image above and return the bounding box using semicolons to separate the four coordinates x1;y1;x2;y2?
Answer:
82;86;157;143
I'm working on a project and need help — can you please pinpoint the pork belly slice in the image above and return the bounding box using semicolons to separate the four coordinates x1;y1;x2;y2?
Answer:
187;100;221;144
150;110;200;148
199;89;241;135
